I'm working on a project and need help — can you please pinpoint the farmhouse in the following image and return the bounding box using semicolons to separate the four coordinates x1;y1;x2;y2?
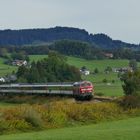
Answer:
113;67;133;73
12;60;27;66
104;53;113;58
0;77;5;83
80;69;90;75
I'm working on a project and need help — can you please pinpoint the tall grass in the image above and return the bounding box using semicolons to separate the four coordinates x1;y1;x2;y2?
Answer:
0;101;140;135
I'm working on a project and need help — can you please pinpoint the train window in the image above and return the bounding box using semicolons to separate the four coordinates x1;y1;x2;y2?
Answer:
73;83;80;87
81;82;91;87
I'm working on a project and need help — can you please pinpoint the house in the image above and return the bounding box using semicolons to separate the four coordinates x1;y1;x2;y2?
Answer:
12;60;27;66
83;70;90;75
104;53;113;58
80;69;90;75
113;67;133;73
0;77;5;83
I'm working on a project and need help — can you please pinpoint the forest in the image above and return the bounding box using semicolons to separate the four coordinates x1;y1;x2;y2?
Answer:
0;27;138;49
1;39;140;61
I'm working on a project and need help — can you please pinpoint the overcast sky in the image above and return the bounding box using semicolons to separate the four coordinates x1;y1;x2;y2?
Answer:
0;0;139;43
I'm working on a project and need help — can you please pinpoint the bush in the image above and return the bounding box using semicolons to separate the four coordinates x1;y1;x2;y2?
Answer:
47;111;67;126
121;70;140;96
120;95;140;108
112;80;115;83
103;78;107;83
94;68;99;74
0;121;9;134
23;108;44;128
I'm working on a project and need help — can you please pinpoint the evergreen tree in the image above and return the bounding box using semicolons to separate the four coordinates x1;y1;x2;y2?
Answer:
16;52;81;83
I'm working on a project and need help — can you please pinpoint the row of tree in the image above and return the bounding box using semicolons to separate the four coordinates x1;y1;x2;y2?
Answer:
1;40;140;61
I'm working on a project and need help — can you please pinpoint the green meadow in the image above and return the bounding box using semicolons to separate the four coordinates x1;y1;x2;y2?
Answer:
1;117;140;140
29;55;48;62
0;58;17;76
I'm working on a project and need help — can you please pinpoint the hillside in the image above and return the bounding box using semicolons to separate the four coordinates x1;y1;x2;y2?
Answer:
0;27;138;49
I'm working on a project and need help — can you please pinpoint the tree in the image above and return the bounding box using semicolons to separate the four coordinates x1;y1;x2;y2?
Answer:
129;59;137;71
94;68;99;74
121;70;140;95
104;66;112;73
16;65;29;78
0;48;8;58
102;78;107;83
120;70;140;108
11;51;29;61
81;66;87;71
16;52;81;83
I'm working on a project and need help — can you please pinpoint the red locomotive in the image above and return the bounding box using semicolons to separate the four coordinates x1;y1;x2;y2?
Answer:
73;81;93;100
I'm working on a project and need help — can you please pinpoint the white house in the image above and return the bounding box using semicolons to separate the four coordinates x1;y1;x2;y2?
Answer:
80;69;90;75
104;53;114;58
0;77;5;82
84;70;90;75
12;60;27;66
113;67;133;73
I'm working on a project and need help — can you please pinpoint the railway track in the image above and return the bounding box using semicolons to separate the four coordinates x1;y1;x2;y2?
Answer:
93;96;117;102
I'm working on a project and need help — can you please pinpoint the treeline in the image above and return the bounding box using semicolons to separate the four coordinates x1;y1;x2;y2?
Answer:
0;27;90;46
17;52;81;83
112;48;140;61
1;39;140;61
0;27;138;49
3;40;105;60
50;40;104;59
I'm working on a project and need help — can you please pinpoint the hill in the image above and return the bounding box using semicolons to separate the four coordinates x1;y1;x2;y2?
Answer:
0;27;138;49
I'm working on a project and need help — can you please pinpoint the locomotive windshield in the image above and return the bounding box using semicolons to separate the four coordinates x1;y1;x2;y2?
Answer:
81;82;92;87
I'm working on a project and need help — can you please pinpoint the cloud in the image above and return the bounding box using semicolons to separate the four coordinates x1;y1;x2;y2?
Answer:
0;0;139;43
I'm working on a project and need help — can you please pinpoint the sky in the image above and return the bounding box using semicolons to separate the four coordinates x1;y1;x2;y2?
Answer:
0;0;140;43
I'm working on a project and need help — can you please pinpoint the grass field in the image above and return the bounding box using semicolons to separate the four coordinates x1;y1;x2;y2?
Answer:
67;57;130;71
0;58;17;76
0;102;19;108
29;55;48;62
1;117;140;140
29;55;130;71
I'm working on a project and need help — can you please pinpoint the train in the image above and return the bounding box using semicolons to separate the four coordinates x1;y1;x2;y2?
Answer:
0;81;94;100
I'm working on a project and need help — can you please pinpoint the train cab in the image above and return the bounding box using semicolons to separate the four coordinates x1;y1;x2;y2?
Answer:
73;81;93;100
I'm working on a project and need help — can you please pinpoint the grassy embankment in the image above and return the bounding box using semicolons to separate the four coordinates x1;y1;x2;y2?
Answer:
0;117;140;140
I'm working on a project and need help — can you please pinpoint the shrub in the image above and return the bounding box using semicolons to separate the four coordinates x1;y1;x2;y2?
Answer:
112;80;115;83
47;111;67;126
121;70;140;96
23;107;44;128
120;95;140;108
103;78;107;83
0;121;9;134
94;68;99;74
